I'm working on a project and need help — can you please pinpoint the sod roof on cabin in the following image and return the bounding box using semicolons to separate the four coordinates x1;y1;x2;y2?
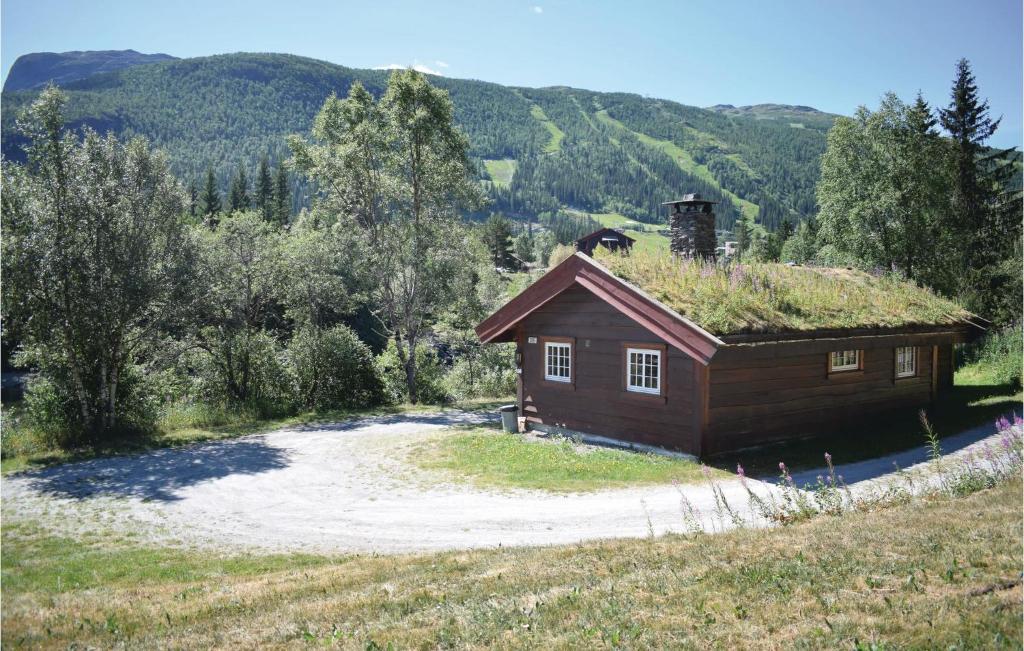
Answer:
592;248;974;337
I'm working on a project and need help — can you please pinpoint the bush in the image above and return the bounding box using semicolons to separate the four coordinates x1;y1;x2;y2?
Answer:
958;325;1023;389
190;330;294;416
287;325;385;410
377;340;450;405
442;344;516;400
547;244;576;267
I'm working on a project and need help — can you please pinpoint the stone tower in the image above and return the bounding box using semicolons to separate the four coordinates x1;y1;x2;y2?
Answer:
665;194;717;261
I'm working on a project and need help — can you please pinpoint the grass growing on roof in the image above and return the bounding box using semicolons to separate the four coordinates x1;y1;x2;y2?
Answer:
413;427;711;491
594;247;973;336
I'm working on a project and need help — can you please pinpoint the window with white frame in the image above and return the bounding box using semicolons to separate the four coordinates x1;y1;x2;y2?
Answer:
544;341;572;382
626;347;662;394
829;349;860;372
895;346;916;378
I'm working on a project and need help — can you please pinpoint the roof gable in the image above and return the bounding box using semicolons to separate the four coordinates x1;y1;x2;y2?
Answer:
576;227;636;244
475;253;722;364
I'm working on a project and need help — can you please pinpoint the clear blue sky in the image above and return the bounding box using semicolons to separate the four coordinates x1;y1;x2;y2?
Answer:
3;0;1021;147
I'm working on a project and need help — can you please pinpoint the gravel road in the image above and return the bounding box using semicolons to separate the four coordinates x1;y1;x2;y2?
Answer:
1;411;1004;554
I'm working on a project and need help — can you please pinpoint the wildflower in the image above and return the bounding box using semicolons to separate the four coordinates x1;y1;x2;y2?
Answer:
824;452;832;464
736;463;745;478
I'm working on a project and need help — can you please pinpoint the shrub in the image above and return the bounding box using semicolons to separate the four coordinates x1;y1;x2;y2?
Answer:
287;325;385;410
958;325;1022;389
190;330;294;416
377;340;450;405
548;244;576;267
442;344;516;400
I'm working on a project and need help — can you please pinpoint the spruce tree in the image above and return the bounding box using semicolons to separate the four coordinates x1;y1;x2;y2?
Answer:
272;164;290;226
938;58;1021;320
255;154;274;222
187;178;198;218
228;163;251;212
201;168;221;225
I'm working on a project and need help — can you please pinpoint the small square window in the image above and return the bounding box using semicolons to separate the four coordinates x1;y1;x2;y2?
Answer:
895;346;916;378
829;350;860;372
626;348;661;394
544;341;572;382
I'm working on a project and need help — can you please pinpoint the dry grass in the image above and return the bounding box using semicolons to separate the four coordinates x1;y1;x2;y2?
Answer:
4;479;1020;649
595;247;973;336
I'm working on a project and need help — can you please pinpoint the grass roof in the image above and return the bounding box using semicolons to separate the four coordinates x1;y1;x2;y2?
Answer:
592;248;973;337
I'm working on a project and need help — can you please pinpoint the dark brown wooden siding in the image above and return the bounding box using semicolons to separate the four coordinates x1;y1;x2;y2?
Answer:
937;344;954;388
706;343;936;454
519;283;699;453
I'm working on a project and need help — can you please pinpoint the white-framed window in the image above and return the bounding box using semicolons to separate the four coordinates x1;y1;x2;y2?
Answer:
829;349;860;373
626;347;662;394
895;346;916;378
544;341;572;382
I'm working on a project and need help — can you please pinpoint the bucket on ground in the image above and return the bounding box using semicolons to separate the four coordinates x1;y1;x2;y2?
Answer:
499;404;518;433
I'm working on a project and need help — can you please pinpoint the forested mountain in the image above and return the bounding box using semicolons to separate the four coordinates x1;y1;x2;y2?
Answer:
3;50;177;91
0;52;833;230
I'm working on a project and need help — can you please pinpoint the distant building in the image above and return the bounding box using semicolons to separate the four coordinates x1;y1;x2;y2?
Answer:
575;227;635;256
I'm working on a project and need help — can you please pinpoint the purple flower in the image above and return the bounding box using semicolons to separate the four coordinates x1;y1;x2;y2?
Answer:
824;452;832;464
736;463;745;478
779;461;786;472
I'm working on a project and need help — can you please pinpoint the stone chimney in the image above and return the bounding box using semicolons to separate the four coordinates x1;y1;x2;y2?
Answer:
665;194;717;261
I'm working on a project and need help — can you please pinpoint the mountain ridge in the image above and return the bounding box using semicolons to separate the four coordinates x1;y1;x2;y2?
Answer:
0;50;831;230
3;49;178;91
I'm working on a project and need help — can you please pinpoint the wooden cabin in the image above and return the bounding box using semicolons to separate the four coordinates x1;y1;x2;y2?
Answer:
575;227;635;256
475;251;978;457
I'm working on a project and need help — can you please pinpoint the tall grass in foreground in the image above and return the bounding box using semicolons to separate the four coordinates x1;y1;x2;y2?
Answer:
688;412;1022;533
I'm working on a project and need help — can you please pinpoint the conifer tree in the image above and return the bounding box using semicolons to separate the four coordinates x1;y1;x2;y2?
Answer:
201;167;221;224
228;164;250;212
255;154;274;222
187;178;198;218
272;164;290;226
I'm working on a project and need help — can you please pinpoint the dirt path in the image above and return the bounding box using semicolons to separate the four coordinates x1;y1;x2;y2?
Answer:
1;412;1005;554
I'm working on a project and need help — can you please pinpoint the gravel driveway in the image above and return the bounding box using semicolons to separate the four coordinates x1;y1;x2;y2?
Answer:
1;411;1004;554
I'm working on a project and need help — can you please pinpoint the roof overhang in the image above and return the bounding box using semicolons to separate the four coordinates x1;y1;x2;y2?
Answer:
475;253;722;364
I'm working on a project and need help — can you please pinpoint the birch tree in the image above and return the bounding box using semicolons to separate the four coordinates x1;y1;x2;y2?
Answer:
1;86;197;437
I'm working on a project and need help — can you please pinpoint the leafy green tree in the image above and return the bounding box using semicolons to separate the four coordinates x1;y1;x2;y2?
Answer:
534;230;557;266
201;167;221;223
273;163;291;226
514;229;537;264
193;212;286;405
480;214;516;268
817;93;947;281
287;324;384;409
1;86;197;437
228;163;251;212
254;154;274;222
779;219;820;264
290;71;482;403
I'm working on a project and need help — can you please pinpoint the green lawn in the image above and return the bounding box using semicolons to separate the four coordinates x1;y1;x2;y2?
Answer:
482;158;517;187
594;110;761;220
530;104;565;154
3;479;1020;648
413;426;714;491
0;397;513;475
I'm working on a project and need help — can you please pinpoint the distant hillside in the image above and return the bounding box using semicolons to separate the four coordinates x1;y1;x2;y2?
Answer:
3;49;177;91
707;103;838;130
0;52;831;231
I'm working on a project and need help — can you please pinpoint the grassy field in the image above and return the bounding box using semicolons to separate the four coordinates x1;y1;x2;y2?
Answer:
3;478;1020;648
413;427;714;491
593;110;761;221
530;104;565;154
0;398;512;475
483;158;517;187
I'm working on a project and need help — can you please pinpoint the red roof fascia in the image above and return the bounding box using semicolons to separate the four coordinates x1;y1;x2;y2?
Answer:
475;253;721;364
